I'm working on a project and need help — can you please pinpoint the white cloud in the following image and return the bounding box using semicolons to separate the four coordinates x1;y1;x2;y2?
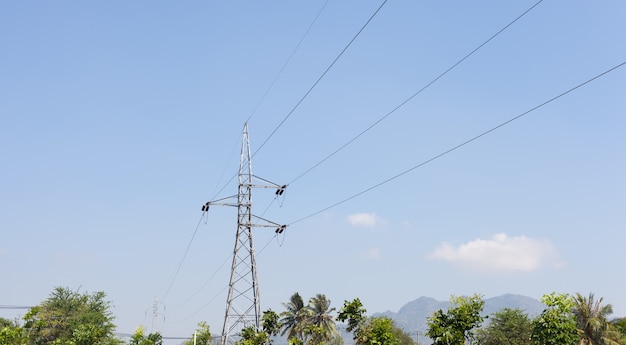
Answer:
428;233;562;272
347;212;382;227
361;247;382;261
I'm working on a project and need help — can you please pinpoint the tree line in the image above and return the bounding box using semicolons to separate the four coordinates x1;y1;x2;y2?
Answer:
1;287;625;345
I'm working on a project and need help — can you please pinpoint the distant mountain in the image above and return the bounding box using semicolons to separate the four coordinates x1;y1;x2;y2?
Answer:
371;294;545;345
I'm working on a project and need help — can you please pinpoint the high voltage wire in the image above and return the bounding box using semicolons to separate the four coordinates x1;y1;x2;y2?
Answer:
287;0;544;185
212;0;388;200
252;0;390;158
245;0;330;125
210;135;241;200
160;214;205;303
0;305;33;309
170;253;232;311
209;0;332;201
249;0;544;233
164;0;569;321
170;234;278;324
288;60;626;226
195;4;393;310
202;3;547;299
203;0;392;232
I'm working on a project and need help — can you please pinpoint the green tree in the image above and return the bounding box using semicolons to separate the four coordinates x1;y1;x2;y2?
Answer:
23;286;121;345
337;298;367;336
571;293;621;345
0;317;26;345
426;294;485;345
237;326;270;345
531;292;579;345
184;321;212;345
281;293;311;342
338;298;411;345
306;294;338;345
263;309;281;344
475;308;532;345
358;317;401;345
127;326;162;345
235;310;282;345
390;325;414;345
611;318;626;344
0;318;16;329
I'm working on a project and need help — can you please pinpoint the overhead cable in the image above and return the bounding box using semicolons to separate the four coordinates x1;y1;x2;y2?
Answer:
170;252;232;311
210;1;331;201
288;60;626;225
252;0;390;158
160;213;205;303
287;0;544;185
0;305;33;309
245;0;330;124
170;233;278;323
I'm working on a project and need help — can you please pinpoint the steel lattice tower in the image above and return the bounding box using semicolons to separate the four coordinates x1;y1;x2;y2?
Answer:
212;123;285;345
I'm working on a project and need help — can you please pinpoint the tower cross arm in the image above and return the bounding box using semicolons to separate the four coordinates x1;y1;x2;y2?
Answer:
201;195;239;211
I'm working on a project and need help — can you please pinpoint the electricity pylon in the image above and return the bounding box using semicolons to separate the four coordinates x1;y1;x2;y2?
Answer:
146;297;165;334
202;123;286;345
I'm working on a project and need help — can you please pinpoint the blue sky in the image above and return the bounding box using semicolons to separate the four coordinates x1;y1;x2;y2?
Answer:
1;1;625;343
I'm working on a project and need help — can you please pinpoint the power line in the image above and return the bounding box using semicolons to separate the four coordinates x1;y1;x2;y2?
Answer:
287;0;544;185
0;305;33;309
170;284;229;325
221;0;544;232
170;252;232;311
161;214;206;303
288;60;626;225
170;233;278;324
252;0;390;158
209;1;330;201
210;135;241;201
245;0;330;125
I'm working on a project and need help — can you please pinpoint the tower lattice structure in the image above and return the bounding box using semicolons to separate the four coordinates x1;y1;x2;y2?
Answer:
202;123;285;345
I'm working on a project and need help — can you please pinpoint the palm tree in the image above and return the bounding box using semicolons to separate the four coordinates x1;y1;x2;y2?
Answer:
572;292;621;345
280;292;310;341
306;294;338;344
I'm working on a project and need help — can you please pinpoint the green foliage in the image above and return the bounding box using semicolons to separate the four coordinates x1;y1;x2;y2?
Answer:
235;310;282;345
0;318;26;345
263;309;281;339
571;292;621;345
307;294;339;344
288;337;304;345
338;299;410;345
357;317;400;345
0;318;17;329
530;292;579;345
280;293;340;345
475;308;532;345
337;298;367;335
128;326;162;345
390;325;414;345
22;286;121;345
183;321;212;345
237;326;270;345
281;292;310;341
426;294;485;345
612;318;626;344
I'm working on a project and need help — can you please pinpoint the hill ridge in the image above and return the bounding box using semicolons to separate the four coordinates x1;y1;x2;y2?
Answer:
370;294;545;344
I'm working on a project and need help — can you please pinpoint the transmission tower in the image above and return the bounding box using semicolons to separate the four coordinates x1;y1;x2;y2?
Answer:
202;123;286;345
148;297;165;334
